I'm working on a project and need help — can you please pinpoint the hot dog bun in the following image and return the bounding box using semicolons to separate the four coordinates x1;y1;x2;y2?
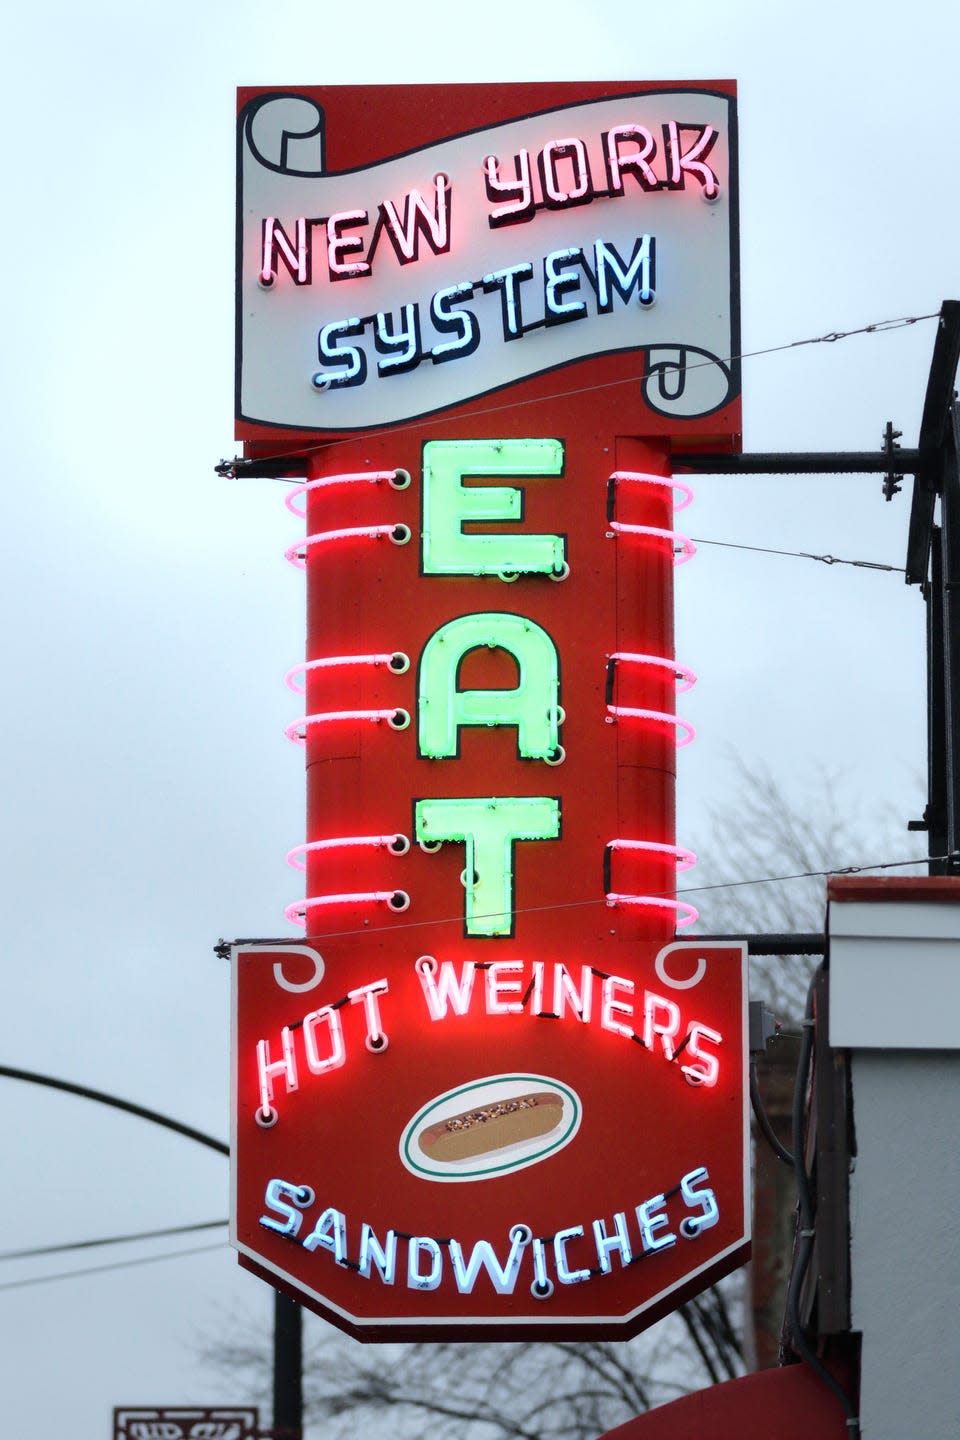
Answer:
417;1092;563;1162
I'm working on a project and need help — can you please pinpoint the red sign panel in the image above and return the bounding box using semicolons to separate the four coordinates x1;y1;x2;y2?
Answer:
235;81;740;451
230;81;747;1339
232;937;747;1338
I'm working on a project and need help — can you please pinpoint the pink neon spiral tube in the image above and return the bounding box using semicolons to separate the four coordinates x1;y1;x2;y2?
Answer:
608;470;694;510
604;895;699;928
286;834;410;872
285;469;410;518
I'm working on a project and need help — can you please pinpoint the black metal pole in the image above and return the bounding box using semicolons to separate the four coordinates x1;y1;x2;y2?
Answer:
272;1294;303;1440
941;405;960;869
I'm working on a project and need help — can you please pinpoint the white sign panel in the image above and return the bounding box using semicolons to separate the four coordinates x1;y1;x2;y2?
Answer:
236;87;738;434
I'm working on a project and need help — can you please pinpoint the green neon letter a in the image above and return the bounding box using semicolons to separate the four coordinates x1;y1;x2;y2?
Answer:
418;612;561;760
415;796;561;937
421;438;565;576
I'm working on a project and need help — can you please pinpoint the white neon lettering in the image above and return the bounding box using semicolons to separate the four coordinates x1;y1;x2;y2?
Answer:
483;150;534;225
256;1029;298;1111
680;1023;723;1087
636;1194;676;1253
259;1178;312;1237
348;979;389;1050
643;992;681;1057
481;262;533;339
315;318;366;389
665;121;720;198
407;1236;443;1290
544;248;587;324
260;216;309;285
553;963;592;1022
540;137;592;204
326;210;371;279
415;957;477;1019
680;1167;720;1238
448;1225;530;1295
600;974;635;1038
603;125;659;193
592;1212;633;1273
358;1223;397;1283
374;304;421;375
554;1226;590;1284
531;1238;553;1297
486;960;525;1015
380;174;451;263
593;236;655;311
430;282;479;363
302;1206;348;1262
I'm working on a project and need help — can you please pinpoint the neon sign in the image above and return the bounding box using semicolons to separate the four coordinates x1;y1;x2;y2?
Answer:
230;79;745;1343
236;83;739;435
235;938;747;1331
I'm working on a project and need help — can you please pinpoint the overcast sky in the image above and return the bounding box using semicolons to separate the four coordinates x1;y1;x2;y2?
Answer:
1;1;957;1435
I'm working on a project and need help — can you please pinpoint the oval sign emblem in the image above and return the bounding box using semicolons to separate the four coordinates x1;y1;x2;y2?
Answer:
399;1073;581;1182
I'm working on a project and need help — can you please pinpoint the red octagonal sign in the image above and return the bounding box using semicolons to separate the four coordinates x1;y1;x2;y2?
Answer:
231;937;748;1340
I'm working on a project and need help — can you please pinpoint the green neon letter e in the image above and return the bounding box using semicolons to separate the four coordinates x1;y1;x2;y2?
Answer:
421;438;565;576
415;796;561;936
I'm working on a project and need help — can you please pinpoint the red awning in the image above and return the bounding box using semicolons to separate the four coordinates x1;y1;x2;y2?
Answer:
598;1364;851;1440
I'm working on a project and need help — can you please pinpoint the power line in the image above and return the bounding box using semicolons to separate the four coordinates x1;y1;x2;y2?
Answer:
0;1219;228;1263
0;1243;226;1293
689;536;905;573
225;854;939;947
219;310;940;475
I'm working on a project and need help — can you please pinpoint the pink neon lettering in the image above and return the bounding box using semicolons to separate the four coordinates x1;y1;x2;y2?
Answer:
680;1023;723;1087
540;137;591;204
643;992;681;1058
303;1005;346;1074
415;957;477;1019
483;150;534;225
553;963;592;1022
379;175;451;264
349;979;389;1048
665;122;720;198
486;960;525;1014
529;960;545;1014
600;974;635;1038
327;210;372;279
260;216;309;285
603;126;659;193
256;1029;298;1111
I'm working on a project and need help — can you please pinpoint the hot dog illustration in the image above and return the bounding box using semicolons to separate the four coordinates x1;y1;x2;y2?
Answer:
417;1091;563;1163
